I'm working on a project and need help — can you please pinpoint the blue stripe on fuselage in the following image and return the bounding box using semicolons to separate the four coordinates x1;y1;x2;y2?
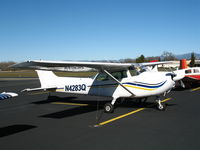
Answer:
123;80;167;89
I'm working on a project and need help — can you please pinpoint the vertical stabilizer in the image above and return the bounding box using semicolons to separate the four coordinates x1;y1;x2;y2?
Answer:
36;70;58;88
180;59;188;69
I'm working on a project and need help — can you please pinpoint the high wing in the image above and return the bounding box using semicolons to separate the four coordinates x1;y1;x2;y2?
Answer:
11;60;172;72
11;60;133;71
139;61;173;67
138;61;173;72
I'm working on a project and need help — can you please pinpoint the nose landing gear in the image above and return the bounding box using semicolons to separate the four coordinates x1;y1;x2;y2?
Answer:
156;97;166;111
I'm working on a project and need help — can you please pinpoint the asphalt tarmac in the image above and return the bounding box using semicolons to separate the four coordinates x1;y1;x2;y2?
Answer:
0;79;200;150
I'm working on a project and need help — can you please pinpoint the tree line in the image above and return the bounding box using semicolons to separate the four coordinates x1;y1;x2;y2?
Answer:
121;51;197;67
0;52;198;71
0;61;16;71
120;51;177;63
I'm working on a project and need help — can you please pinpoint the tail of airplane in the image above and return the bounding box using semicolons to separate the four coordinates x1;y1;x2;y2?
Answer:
36;70;58;88
21;70;58;92
22;70;93;93
180;59;188;69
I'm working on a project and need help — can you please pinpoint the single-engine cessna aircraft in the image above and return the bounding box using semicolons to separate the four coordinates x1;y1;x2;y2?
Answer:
12;60;183;113
0;92;18;100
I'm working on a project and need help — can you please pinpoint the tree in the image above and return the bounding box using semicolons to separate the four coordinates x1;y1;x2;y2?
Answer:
161;51;177;61
0;61;16;71
136;55;145;63
189;52;195;67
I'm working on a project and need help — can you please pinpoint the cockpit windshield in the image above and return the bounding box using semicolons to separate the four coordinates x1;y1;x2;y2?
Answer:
129;66;140;76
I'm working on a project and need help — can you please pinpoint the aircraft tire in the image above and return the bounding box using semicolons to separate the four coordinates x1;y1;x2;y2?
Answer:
104;103;114;113
157;103;166;111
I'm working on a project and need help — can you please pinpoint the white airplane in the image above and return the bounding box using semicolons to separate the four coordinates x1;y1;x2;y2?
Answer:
12;60;183;113
0;92;18;100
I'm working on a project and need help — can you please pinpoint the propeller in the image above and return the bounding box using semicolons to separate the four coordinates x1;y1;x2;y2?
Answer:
179;79;185;88
171;70;186;88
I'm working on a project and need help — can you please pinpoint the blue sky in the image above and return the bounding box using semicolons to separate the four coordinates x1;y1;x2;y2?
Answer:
0;0;199;62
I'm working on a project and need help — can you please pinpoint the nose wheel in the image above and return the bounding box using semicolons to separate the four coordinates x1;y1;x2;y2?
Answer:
156;99;166;111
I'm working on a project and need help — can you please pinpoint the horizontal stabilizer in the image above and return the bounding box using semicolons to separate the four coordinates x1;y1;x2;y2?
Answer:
21;87;57;92
0;92;18;100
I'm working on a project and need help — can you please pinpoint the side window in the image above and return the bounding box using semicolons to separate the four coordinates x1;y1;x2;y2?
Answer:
111;71;127;80
96;71;127;81
129;69;139;76
111;72;121;80
122;70;128;78
96;73;108;81
185;69;192;74
194;69;199;73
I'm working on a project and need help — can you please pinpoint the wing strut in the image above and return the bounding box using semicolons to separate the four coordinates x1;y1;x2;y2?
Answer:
103;70;135;96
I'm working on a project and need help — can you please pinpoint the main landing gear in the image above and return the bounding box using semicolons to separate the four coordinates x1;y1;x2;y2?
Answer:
104;103;114;113
104;97;118;113
104;96;167;113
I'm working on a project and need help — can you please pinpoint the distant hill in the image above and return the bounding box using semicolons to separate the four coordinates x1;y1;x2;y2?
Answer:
175;53;200;60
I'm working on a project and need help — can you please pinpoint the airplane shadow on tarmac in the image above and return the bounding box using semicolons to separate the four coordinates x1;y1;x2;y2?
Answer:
31;96;78;105
37;96;107;119
36;96;177;119
0;124;37;138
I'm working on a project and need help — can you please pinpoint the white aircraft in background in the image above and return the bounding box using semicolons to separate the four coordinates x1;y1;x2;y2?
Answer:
0;92;18;100
12;60;183;113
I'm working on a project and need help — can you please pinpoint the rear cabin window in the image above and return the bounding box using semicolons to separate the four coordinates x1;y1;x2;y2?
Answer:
185;69;192;74
194;69;199;73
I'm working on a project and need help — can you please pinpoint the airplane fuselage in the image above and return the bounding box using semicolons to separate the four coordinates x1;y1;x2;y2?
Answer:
180;67;200;87
52;70;175;99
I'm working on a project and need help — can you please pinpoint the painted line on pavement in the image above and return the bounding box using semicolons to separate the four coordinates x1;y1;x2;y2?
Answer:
52;102;89;106
191;87;200;92
96;98;172;127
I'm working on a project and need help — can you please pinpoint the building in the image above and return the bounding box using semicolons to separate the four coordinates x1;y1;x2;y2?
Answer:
161;60;200;68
